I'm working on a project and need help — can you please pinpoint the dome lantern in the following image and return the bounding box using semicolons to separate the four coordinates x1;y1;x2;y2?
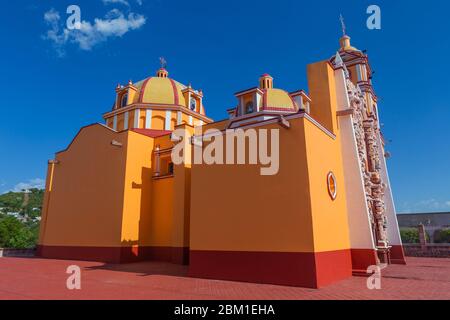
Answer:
156;68;169;78
339;35;359;52
338;15;359;52
259;73;273;89
340;35;351;50
157;56;169;78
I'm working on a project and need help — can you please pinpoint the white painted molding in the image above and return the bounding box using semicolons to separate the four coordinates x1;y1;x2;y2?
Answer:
113;115;117;131
145;109;152;129
177;111;182;125
134;109;140;128
165;110;172;130
124;111;129;130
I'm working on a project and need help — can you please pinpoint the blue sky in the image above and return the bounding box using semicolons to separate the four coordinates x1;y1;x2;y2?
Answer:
0;0;449;213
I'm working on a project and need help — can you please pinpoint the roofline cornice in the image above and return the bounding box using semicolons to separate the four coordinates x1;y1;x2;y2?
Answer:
234;87;264;97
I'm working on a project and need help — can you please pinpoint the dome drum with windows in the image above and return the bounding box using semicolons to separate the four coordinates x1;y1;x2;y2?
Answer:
104;67;212;132
230;73;311;121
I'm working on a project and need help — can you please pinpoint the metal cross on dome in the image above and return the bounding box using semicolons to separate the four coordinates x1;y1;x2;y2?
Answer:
339;14;346;36
159;57;167;69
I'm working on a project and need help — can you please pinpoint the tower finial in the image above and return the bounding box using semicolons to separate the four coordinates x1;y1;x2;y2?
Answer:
159;56;167;69
339;14;346;36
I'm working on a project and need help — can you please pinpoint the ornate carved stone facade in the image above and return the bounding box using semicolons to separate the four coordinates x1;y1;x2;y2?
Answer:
345;76;390;260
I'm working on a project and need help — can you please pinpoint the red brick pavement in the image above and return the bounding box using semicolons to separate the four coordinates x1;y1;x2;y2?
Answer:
0;256;448;300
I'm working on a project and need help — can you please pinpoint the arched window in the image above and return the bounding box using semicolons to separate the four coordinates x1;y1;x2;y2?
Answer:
168;162;174;175
245;101;254;114
190;98;196;111
121;93;128;108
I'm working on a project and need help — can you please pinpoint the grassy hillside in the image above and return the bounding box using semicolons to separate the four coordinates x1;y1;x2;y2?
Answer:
0;188;43;248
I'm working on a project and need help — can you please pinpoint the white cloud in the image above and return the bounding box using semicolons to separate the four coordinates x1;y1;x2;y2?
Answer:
43;8;146;54
43;8;69;57
12;179;45;192
400;199;450;213
95;9;145;37
102;0;130;6
44;8;60;23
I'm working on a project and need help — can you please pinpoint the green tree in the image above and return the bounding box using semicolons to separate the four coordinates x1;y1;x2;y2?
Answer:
0;192;24;214
0;189;43;220
434;228;450;243
0;214;39;248
400;228;420;243
400;227;430;244
0;189;43;248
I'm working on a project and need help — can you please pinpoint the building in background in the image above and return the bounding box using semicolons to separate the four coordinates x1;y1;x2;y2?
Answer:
38;32;405;288
397;212;450;243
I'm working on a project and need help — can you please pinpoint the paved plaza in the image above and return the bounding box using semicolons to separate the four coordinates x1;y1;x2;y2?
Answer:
0;257;448;300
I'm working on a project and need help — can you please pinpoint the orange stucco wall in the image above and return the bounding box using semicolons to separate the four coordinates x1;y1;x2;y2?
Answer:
303;61;351;252
126;129;191;250
120;130;155;246
39;124;190;252
307;61;338;134
39;124;128;247
303;119;350;252
172;125;195;248
189;116;350;254
190;119;316;253
189;60;350;256
147;177;175;246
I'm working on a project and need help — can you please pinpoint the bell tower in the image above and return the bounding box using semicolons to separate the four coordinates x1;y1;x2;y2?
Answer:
332;17;406;267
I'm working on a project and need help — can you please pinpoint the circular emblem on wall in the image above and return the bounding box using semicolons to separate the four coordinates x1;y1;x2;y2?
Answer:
327;172;337;200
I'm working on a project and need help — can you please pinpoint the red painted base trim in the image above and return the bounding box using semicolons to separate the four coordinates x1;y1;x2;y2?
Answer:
315;249;352;287
189;249;352;288
350;248;378;275
390;245;407;265
36;245;189;265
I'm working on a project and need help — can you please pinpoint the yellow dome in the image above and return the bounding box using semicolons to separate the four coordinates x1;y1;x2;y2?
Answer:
264;88;296;111
132;73;186;106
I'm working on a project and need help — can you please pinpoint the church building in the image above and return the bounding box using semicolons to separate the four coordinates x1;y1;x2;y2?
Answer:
37;33;406;288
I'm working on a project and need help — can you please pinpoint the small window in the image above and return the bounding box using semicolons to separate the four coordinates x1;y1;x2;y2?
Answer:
154;155;174;178
121;93;128;108
245;101;254;114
